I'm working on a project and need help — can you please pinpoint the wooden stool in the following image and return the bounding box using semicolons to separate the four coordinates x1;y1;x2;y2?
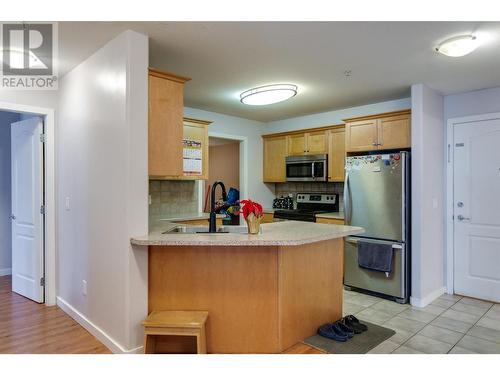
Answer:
142;310;208;354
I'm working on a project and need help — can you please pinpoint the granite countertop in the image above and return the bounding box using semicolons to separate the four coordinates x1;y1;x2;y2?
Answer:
315;212;345;220
131;220;363;247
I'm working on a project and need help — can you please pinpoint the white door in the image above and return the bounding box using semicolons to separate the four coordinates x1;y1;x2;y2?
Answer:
454;118;500;302
11;117;44;303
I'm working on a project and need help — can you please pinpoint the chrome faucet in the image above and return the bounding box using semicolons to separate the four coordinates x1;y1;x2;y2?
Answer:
209;181;227;233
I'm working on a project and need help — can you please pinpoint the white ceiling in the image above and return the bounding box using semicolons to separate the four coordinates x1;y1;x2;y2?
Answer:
58;22;500;122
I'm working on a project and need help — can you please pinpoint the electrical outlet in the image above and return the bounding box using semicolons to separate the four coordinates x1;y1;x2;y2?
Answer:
148;194;152;205
82;280;87;296
65;197;71;211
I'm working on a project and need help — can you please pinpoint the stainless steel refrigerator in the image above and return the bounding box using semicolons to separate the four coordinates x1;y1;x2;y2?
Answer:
343;151;410;303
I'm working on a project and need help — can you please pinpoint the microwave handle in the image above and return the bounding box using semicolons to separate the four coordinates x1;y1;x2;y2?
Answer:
311;162;315;178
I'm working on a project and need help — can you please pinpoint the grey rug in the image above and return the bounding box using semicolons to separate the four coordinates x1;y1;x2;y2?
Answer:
303;321;395;354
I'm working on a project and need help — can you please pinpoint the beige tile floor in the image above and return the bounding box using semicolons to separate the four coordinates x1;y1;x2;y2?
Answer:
342;289;500;354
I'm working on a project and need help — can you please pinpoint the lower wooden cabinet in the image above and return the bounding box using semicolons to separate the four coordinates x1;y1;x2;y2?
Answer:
261;212;274;224
316;217;345;225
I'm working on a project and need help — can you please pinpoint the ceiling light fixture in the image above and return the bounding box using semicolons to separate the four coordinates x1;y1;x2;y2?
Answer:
240;84;297;106
435;35;479;57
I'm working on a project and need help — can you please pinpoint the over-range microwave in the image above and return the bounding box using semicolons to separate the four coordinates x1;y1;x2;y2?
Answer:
285;154;328;182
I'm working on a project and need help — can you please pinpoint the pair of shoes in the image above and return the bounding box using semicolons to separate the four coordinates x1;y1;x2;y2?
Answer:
317;321;355;342
317;323;350;342
342;315;368;334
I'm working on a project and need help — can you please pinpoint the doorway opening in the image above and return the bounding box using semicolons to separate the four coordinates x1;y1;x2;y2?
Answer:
201;135;246;223
0;101;55;306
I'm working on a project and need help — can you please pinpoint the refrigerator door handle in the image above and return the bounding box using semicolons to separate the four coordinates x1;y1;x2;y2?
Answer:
344;171;351;224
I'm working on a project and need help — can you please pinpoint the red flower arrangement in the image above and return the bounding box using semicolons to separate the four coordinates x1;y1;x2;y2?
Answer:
239;199;263;219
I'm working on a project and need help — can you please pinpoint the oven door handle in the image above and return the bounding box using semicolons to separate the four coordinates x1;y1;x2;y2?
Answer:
311;162;315;179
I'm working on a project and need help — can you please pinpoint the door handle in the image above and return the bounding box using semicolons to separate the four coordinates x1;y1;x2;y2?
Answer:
457;215;470;222
343;172;351;224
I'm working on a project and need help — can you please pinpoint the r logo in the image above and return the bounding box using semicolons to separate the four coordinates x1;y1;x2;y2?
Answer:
2;23;53;76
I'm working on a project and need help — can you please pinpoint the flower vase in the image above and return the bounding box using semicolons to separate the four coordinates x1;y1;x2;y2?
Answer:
245;213;262;234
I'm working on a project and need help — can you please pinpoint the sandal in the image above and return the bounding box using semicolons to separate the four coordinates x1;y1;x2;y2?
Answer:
344;315;368;332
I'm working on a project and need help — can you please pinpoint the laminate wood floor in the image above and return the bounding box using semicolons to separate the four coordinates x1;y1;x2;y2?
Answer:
0;275;111;354
0;274;326;354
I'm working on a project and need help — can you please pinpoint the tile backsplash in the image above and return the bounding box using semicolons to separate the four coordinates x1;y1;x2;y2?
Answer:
149;180;199;219
275;182;344;211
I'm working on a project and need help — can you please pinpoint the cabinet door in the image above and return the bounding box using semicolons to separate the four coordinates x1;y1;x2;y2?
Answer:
307;131;327;154
148;74;184;177
345;119;378;152
183;121;209;180
377;114;411;150
263;136;287;182
287;133;307;155
328;129;345;182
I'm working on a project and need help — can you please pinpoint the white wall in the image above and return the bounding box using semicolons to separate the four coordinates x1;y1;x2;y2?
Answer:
0;91;58;111
444;86;500;120
57;30;148;353
0;111;20;276
264;98;411;134
184;107;276;206
410;83;446;307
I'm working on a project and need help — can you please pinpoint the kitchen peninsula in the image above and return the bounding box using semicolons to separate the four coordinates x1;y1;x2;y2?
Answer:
131;221;363;353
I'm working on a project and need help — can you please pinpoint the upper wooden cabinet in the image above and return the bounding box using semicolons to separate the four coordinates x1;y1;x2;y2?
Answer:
344;119;378;152
307;131;328;154
327;127;345;182
287;130;327;155
182;118;211;180
377;114;411;150
263;135;288;182
148;68;191;178
287;133;307;156
344;110;411;152
262;126;343;183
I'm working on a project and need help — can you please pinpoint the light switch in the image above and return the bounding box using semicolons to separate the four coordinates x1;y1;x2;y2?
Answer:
432;198;438;209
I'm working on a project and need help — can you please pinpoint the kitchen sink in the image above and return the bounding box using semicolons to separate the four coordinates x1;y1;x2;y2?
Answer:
163;225;262;234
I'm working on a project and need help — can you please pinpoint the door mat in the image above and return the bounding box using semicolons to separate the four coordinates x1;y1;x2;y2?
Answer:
303;321;395;354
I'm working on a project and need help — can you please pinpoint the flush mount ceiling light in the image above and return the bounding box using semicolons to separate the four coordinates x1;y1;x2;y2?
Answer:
240;84;297;105
435;35;479;57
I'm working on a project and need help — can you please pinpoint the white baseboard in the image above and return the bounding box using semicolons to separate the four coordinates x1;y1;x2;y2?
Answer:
57;296;143;354
0;268;12;276
410;286;446;308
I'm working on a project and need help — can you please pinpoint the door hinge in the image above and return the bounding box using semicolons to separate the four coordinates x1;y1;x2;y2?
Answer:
40;205;46;215
40;277;45;287
40;133;47;142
